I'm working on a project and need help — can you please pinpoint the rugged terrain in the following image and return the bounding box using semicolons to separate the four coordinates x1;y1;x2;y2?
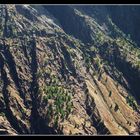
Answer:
0;5;140;135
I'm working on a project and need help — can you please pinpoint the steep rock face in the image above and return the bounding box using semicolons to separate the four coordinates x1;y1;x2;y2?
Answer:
0;5;140;135
107;6;140;46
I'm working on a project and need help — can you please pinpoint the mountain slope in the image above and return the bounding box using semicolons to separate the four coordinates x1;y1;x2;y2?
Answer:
0;5;140;135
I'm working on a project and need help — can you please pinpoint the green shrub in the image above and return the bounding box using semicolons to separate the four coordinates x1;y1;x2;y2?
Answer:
0;112;5;117
137;53;140;59
109;91;112;97
84;55;91;72
126;95;137;110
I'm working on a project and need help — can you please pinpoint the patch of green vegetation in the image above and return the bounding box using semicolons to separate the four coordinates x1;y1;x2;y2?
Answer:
136;60;140;69
109;91;112;97
51;75;58;84
43;84;73;126
94;57;101;70
115;36;140;71
85;55;91;71
137;53;140;59
0;112;5;117
44;59;48;65
126;95;138;110
90;46;99;53
96;31;106;45
92;71;97;77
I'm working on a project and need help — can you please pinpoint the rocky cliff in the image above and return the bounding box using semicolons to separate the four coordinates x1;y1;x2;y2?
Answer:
0;5;140;135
